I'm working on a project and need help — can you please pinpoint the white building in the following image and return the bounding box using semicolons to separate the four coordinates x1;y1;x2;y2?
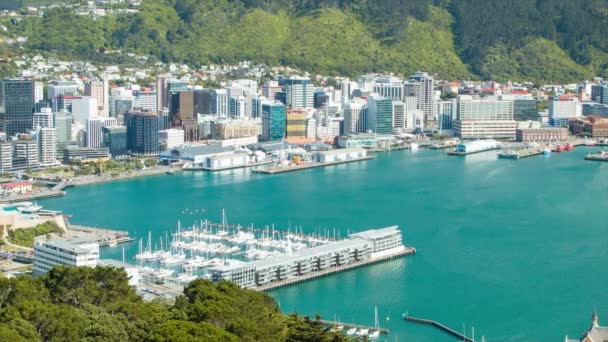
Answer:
71;97;98;125
86;117;117;148
47;81;80;99
404;72;436;122
392;101;405;131
549;97;582;127
212;89;229;117
33;107;53;129
133;90;157;113
38;127;58;166
33;238;100;276
343;97;367;134
313;147;367;163
373;76;403;101
454;95;516;139
0;142;12;171
159;128;185;149
285;76;314;109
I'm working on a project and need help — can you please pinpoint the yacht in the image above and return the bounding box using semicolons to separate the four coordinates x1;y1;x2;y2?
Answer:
356;328;369;336
346;328;357;335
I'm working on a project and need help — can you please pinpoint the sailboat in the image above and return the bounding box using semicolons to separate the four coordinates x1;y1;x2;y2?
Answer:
368;306;381;340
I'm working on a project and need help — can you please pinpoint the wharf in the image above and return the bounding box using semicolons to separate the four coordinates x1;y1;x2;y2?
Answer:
67;224;133;247
585;151;608;162
447;147;499;156
429;144;456;150
317;319;389;334
183;160;273;172
252;156;374;175
0;190;65;203
403;315;474;342
257;246;415;291
497;148;544;159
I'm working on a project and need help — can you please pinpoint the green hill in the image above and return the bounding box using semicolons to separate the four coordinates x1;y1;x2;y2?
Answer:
4;0;608;83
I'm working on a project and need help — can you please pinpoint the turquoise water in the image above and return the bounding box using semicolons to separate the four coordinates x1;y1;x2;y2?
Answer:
40;148;608;341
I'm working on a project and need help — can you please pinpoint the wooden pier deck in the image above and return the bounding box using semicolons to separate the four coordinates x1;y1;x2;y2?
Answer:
403;315;475;342
252;156;374;175
257;247;416;291
317;319;389;334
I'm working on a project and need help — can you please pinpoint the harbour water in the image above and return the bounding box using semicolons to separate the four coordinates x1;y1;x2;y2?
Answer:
40;147;608;341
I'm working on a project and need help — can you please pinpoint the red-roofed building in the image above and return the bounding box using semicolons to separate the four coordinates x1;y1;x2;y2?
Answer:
1;181;32;195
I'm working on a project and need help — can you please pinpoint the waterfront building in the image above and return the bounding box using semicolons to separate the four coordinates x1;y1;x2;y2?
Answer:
12;135;38;169
336;134;394;149
102;126;128;159
71;97;98;125
126;110;160;156
404;72;436;122
366;94;393;135
455;139;500;153
38;127;58;166
209;226;406;289
86;117;117;148
582;103;608;118
313;147;367;163
549;97;582;127
33;238;99;276
159;145;234;166
159;128;185;149
0;78;35;136
1;181;32;195
514;96;538;121
212;89;229;117
286;109;306;139
569;115;608;137
515;127;568;142
565;310;608;342
84;80;107;116
285;76;314;109
454;95;516;139
0;142;12;171
63;146;109;163
343;97;368;134
437;100;456;131
261;102;286;142
54;110;72;156
211;120;258;140
33;107;53;129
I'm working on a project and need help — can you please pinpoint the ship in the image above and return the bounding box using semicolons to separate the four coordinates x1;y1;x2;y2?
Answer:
564;143;574;151
552;145;565;153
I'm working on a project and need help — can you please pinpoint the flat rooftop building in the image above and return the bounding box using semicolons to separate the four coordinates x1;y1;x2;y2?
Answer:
33;238;99;276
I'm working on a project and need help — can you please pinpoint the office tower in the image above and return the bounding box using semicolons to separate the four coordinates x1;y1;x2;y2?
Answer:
85;80;107;116
513;96;538;121
126;111;160;155
47;81;79;99
54;110;72;156
194;89;212;115
0;141;12;171
366;94;393;134
52;95;81;113
230;96;247;119
34;81;43;103
38;127;57;166
102;126;128;159
212;89;229;117
373;77;403;101
392;101;406;130
158;108;170;131
159;128;185;149
166;81;188;115
314;91;329;109
86;117;117;148
286;109;306;139
591;84;608;104
343;97;368;134
0;79;35;136
285;76;314;109
133;90;157;113
156;74;171;111
12;135;38;169
404;72;436;122
71;97;98;125
454;95;516;138
437;100;456;131
33;107;54;129
549;97;582;127
262;81;282;102
261;102;286;141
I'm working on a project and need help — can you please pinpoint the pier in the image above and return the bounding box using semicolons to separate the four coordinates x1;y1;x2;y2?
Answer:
66;224;134;247
252;156;374;175
584;151;608;162
0;190;66;203
497;148;544;159
403;315;475;342
317;319;389;334
447;147;499;156
257;246;415;291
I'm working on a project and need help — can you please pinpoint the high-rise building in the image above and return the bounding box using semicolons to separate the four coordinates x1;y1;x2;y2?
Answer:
126;111;160;156
454;95;516;138
366;94;393;135
159;128;185;149
261;102;286;141
262;81;282;102
514;96;538;121
47;81;80;100
230;96;248;119
404;72;436;122
343;98;368;134
86;117;117;148
84;80;107;116
591;84;608;104
54;110;72;156
285;77;314;109
33;107;54;129
12;135;38;169
38;127;57;166
549;97;582;127
0;79;35;136
133;90;157;113
392;101;406;131
437;100;456;131
211;89;229;117
373;77;403;101
286;110;306;139
0;141;12;172
314;91;329;109
71;97;98;125
102;126;128;159
34;81;43;104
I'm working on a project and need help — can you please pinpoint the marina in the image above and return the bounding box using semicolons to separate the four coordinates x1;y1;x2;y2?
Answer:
404;315;476;342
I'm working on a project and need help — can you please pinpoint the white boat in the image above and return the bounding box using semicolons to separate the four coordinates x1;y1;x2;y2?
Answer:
542;148;552;155
410;142;419;151
108;241;117;248
368;330;380;339
329;325;343;333
356;328;369;336
346;328;357;335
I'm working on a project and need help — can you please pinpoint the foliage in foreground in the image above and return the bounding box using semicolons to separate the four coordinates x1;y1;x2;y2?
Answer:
0;266;349;341
7;221;63;248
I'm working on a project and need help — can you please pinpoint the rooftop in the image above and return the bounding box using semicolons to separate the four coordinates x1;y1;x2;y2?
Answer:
35;238;99;254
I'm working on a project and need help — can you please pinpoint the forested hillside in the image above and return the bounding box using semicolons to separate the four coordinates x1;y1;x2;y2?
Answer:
4;0;608;82
0;266;347;341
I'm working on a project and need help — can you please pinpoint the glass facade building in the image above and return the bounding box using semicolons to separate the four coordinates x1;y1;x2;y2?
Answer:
261;103;286;141
0;79;35;136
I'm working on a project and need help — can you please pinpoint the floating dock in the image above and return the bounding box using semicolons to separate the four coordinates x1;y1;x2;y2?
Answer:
252;156;374;175
257;246;415;292
585;151;608;162
403;315;475;342
497;148;544;159
317;319;389;334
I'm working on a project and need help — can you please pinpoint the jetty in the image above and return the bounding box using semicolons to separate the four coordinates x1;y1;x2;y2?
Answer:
403;315;475;342
317;319;389;334
497;148;544;159
585;151;608;162
67;224;134;247
257;246;415;291
0;190;65;203
252;156;373;175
